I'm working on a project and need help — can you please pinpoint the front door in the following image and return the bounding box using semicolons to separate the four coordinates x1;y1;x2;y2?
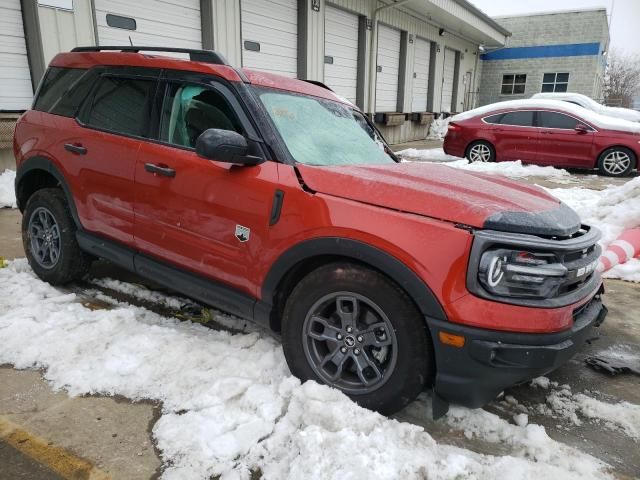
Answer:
536;111;595;168
133;76;278;297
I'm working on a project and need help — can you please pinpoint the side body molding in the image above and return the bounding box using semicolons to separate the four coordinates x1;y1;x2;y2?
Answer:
260;237;447;322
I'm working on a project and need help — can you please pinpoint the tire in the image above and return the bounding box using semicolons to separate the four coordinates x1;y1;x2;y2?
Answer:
597;147;636;177
466;140;495;163
281;262;433;415
22;188;91;285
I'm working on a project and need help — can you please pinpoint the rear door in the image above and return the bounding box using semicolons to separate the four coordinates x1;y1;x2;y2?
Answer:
134;73;278;296
537;111;595;167
492;110;539;162
73;68;159;244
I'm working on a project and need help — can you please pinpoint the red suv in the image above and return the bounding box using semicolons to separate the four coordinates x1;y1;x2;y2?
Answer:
443;99;640;177
14;47;607;417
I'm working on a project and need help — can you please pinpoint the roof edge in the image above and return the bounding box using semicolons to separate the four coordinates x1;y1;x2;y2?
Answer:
450;0;512;37
494;7;607;19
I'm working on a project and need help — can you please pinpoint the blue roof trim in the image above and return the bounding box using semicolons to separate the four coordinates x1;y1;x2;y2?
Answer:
481;43;600;60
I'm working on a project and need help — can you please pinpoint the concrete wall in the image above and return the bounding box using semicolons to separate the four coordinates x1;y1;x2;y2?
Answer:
478;9;609;106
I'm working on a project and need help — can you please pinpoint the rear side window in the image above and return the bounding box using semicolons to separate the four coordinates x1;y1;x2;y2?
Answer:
33;67;96;117
499;111;534;127
539;111;579;130
483;113;504;124
80;75;156;137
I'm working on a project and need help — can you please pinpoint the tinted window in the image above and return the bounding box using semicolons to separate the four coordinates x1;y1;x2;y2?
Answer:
499;111;534;127
33;67;96;117
539;111;580;129
81;76;156;137
159;83;242;148
484;113;504;124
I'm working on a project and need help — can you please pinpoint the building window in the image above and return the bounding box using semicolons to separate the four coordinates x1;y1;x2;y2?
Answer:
501;74;526;95
542;73;569;92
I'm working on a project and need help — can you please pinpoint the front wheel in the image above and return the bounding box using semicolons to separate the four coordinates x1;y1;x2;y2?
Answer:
597;147;636;177
466;140;495;163
281;263;433;415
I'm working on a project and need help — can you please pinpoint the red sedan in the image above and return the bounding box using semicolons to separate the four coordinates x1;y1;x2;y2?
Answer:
443;99;640;177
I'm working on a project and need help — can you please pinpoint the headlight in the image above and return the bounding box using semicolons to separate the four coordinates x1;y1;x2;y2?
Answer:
478;248;568;299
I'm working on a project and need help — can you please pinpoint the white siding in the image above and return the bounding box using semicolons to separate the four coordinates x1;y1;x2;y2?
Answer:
441;47;456;112
0;0;33;110
241;0;297;77
411;37;430;112
375;24;400;112
324;5;359;104
95;0;201;49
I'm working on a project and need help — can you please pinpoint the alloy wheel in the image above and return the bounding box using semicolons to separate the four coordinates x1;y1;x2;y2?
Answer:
602;150;631;176
28;207;61;269
302;292;398;395
468;143;492;162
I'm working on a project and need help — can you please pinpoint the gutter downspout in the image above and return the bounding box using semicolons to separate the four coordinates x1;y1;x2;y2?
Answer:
367;0;413;118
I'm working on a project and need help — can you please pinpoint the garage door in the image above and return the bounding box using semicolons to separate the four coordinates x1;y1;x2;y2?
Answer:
375;24;401;112
95;0;201;49
411;37;430;112
324;5;359;104
241;0;298;78
0;0;33;111
441;47;456;112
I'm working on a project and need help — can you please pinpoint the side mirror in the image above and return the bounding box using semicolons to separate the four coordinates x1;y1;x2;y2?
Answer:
195;129;262;166
574;123;589;134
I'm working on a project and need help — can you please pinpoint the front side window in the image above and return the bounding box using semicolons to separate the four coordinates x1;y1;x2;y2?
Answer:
542;73;569;93
499;110;535;127
501;74;526;95
81;75;156;137
539;111;581;129
159;83;242;148
255;88;395;166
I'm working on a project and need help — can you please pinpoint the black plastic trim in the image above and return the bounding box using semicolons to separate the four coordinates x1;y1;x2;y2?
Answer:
71;46;229;66
483;202;581;238
261;237;446;321
269;190;285;226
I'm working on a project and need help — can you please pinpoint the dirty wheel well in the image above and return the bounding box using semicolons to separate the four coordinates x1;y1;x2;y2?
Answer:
16;170;60;211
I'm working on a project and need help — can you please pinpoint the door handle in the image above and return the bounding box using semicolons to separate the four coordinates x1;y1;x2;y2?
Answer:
144;163;176;178
64;143;87;155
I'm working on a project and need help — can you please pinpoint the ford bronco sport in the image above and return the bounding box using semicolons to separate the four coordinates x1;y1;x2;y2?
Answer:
14;47;607;417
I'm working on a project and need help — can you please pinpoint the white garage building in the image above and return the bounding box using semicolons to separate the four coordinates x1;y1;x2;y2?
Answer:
0;0;509;166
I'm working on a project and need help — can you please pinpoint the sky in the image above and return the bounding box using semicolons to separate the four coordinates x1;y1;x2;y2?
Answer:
469;0;640;56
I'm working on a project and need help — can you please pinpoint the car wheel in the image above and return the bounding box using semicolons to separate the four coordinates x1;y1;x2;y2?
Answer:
466;141;495;163
22;188;91;285
597;147;636;177
281;262;433;415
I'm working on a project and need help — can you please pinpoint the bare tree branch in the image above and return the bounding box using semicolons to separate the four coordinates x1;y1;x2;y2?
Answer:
604;50;640;108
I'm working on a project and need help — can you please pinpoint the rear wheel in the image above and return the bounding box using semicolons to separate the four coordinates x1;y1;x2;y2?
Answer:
466;140;495;163
22;188;91;285
281;263;433;414
597;147;636;177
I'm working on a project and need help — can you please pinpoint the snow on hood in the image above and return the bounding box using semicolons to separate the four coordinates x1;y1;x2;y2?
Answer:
296;161;564;230
453;99;640;134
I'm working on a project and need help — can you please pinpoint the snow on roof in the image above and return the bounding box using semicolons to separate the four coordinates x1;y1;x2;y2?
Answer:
452;99;640;134
533;92;602;109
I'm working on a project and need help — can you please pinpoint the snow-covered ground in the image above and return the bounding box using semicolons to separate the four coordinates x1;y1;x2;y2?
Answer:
0;169;16;208
0;260;617;480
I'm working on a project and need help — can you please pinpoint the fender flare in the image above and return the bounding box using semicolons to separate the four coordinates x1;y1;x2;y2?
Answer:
261;237;447;321
15;156;82;228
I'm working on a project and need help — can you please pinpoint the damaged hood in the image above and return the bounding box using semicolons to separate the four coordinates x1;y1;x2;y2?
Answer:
296;162;581;237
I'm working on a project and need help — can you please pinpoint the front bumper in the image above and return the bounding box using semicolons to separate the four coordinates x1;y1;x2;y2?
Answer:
428;290;607;409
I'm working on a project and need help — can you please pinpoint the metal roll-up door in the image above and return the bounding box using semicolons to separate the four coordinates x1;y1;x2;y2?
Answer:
411;37;431;112
324;5;359;104
241;0;298;78
0;0;33;111
441;47;456;112
94;0;202;49
375;24;401;112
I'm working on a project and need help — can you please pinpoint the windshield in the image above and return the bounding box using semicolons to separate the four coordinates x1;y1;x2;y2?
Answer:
255;88;396;166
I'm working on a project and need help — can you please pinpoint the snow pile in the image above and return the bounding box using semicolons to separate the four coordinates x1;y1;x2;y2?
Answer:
447;159;572;179
427;116;450;140
396;147;460;163
0;260;612;480
603;258;640;283
452;99;640;134
0;169;16;208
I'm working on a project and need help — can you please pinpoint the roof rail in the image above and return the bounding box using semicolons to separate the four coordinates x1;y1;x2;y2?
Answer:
70;46;229;66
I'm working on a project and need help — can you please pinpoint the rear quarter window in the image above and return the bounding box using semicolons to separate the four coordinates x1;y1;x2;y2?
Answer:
33;67;97;117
